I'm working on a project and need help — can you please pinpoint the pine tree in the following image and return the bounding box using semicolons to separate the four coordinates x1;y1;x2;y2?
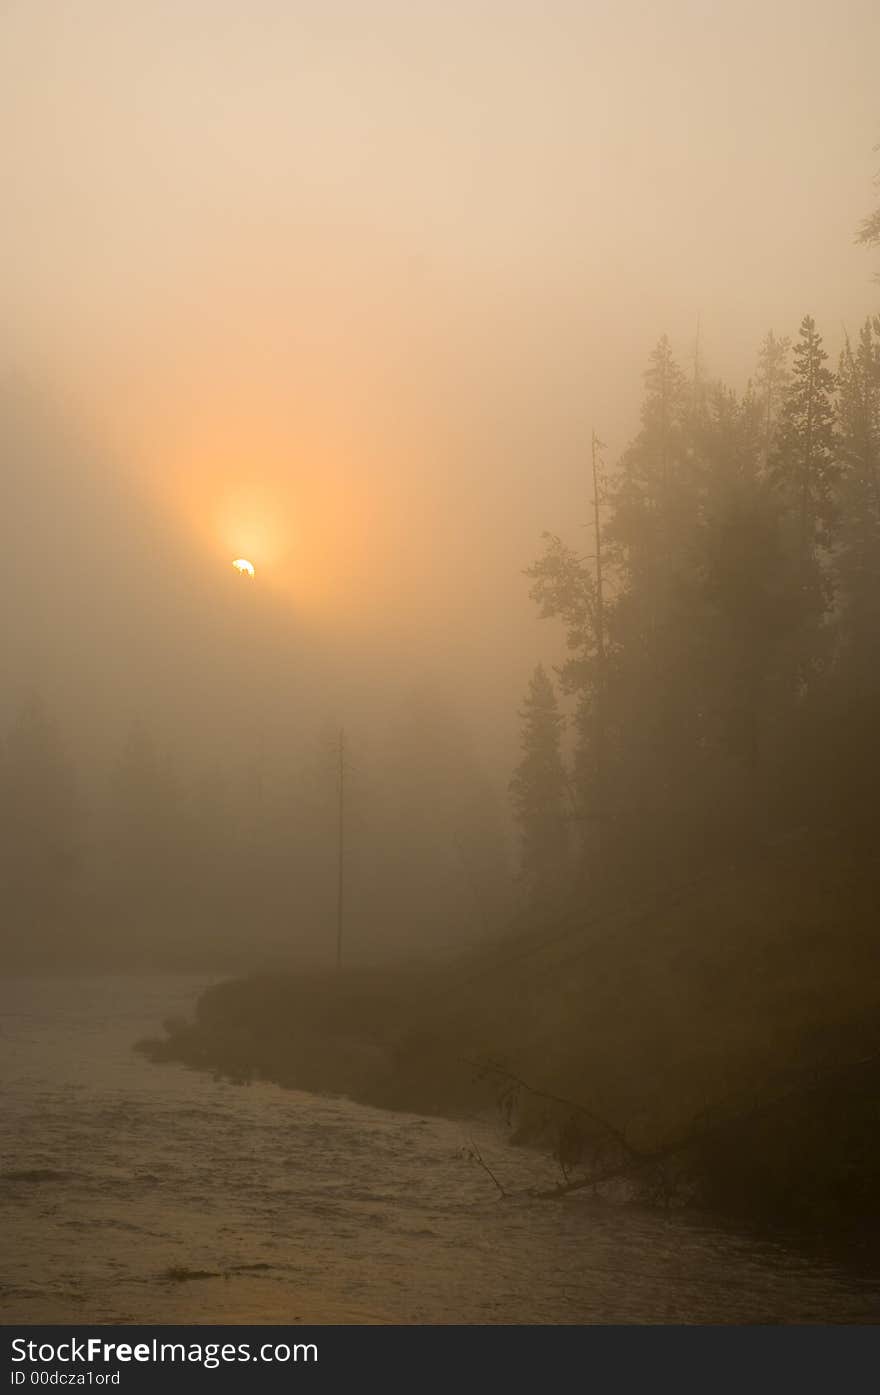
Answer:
610;337;692;602
754;330;791;468
770;315;838;568
695;385;798;786
836;318;880;689
606;339;713;829
509;665;569;896
525;533;602;826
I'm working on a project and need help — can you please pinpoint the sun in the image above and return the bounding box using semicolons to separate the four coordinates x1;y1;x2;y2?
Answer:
232;557;255;579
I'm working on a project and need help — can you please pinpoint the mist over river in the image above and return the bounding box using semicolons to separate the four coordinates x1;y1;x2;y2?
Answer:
1;976;877;1324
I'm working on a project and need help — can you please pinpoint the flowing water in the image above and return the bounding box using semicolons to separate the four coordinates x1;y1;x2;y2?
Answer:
1;974;877;1324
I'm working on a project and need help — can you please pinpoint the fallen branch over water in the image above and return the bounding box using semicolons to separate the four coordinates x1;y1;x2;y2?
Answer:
462;1048;880;1204
461;1056;641;1162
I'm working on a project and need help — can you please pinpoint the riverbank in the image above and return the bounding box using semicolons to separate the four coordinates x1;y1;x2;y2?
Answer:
139;837;880;1244
14;973;878;1323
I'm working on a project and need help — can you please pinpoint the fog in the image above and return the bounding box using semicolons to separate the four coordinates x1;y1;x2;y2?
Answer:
2;0;878;971
4;4;876;676
3;0;880;1329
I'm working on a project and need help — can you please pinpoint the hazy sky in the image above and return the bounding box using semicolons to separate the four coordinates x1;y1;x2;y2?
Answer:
2;0;878;769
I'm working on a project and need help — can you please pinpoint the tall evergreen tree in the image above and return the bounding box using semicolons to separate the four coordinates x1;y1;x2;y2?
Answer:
694;384;798;792
610;336;692;608
762;315;838;710
606;338;712;829
754;330;791;469
526;534;603;825
509;665;569;897
770;315;838;570
836;318;880;690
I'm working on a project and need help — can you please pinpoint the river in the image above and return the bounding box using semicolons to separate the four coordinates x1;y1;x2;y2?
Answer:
1;974;877;1324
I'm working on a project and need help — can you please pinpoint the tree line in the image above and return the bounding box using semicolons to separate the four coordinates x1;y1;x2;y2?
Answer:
512;313;880;903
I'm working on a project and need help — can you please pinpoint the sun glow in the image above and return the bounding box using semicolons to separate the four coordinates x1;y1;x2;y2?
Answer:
150;407;398;626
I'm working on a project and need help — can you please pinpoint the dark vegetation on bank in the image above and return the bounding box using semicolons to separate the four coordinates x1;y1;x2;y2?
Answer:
140;823;880;1244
